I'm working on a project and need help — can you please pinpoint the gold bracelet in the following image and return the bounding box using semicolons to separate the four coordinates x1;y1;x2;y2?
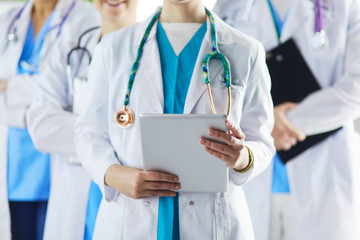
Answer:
233;146;254;173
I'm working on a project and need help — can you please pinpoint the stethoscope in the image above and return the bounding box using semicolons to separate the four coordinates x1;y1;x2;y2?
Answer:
313;0;328;48
267;0;328;48
114;8;232;128
4;0;76;71
66;26;100;96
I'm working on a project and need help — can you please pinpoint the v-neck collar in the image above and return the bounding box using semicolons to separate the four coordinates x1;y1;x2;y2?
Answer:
157;21;207;79
267;0;292;42
156;20;207;114
157;21;207;59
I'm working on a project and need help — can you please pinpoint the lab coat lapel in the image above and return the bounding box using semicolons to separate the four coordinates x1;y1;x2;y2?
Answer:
183;14;234;114
280;0;313;42
3;1;33;77
39;0;75;63
183;20;211;114
133;18;164;112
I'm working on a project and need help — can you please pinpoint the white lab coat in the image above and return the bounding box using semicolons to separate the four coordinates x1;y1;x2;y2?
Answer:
26;25;101;239
75;11;275;240
0;0;100;239
214;0;360;239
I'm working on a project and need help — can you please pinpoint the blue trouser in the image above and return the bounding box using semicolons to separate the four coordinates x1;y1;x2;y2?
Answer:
9;201;48;240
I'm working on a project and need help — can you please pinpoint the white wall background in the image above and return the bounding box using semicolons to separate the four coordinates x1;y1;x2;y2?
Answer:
0;0;217;18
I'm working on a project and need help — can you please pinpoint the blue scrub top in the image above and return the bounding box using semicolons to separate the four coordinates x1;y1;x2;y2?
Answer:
267;0;291;193
156;21;207;240
7;13;55;201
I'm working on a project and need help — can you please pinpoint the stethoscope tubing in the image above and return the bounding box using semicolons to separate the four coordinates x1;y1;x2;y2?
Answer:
66;26;100;96
6;0;76;45
114;8;233;128
315;0;324;33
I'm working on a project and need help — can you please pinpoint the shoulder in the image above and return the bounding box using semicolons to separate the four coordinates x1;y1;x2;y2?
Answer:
0;5;23;29
68;1;100;27
214;13;263;62
101;21;143;48
60;2;100;46
97;21;143;60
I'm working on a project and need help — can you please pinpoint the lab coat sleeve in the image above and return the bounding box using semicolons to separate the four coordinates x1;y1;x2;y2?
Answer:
0;73;38;128
75;43;119;202
231;43;275;185
287;0;360;135
26;39;77;157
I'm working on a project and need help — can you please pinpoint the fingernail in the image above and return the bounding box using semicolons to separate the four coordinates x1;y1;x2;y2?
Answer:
174;177;179;182
209;130;214;136
175;185;180;190
200;138;206;144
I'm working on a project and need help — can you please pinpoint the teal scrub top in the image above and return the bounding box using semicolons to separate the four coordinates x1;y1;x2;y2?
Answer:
7;12;55;201
156;21;207;240
268;0;291;193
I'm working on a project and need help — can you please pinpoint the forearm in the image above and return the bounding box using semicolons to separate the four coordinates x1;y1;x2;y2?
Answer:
26;103;78;156
75;129;120;202
287;82;360;135
0;93;27;128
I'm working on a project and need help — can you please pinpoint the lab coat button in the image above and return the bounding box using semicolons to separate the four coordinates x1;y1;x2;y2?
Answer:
145;201;150;207
188;201;194;206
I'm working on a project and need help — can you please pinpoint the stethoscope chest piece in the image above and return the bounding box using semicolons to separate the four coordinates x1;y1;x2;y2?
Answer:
312;30;329;49
114;106;134;128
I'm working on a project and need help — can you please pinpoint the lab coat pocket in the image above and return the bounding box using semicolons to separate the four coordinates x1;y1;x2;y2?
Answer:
93;194;125;240
72;77;88;115
208;78;246;119
214;197;230;240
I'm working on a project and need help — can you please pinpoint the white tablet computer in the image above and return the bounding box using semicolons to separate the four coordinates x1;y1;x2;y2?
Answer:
139;114;229;193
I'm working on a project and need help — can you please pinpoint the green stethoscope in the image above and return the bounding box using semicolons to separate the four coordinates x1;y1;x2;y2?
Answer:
114;8;232;128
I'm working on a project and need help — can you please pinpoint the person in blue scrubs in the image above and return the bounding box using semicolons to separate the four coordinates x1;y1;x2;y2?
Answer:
156;20;207;239
83;0;274;238
6;1;57;239
24;0;138;239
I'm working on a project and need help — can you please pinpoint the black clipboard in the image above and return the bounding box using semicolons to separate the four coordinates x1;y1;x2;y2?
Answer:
266;39;341;163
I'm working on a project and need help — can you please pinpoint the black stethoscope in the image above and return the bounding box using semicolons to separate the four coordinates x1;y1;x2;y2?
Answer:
66;26;100;96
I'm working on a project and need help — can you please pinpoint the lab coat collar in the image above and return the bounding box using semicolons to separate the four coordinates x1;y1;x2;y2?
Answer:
279;0;313;42
50;0;77;31
133;8;235;47
19;0;76;30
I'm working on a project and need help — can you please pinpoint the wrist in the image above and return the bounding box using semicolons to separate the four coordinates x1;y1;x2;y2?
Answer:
233;146;254;173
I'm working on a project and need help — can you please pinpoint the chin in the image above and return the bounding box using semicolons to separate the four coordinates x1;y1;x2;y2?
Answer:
94;0;128;17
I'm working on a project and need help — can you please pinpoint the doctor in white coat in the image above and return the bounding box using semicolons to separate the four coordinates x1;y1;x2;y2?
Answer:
0;0;99;239
26;0;137;239
214;0;360;239
75;0;275;239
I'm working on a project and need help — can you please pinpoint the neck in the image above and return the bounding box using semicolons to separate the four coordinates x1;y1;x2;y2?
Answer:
32;0;57;18
101;14;136;37
160;1;206;23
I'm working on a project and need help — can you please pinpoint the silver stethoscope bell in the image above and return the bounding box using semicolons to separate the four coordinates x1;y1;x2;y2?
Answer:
8;33;17;42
